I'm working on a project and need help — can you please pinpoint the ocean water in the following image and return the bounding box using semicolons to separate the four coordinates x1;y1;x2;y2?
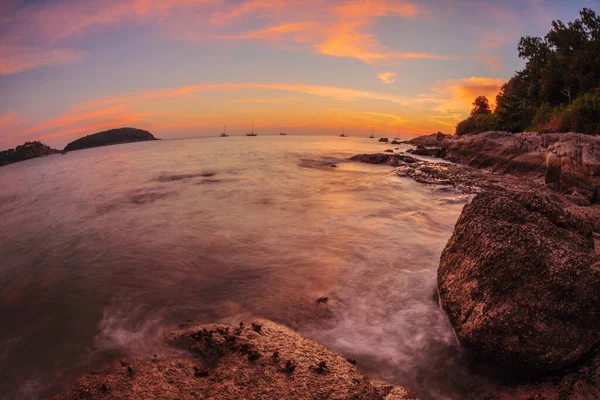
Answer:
0;135;490;399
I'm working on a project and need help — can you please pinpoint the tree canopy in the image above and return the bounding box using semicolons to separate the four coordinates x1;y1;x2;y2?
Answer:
456;7;600;135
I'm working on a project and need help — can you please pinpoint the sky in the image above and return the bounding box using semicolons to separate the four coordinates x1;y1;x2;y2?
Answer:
0;0;598;149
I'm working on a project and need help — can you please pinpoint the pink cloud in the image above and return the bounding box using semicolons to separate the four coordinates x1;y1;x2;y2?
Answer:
0;45;81;75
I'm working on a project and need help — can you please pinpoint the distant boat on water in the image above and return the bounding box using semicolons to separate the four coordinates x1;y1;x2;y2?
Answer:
340;128;347;137
395;127;401;140
246;122;257;136
369;125;375;138
219;124;229;137
280;127;287;135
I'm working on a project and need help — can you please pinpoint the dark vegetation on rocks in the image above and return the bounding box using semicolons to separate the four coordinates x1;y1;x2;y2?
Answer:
0;141;60;166
63;127;157;152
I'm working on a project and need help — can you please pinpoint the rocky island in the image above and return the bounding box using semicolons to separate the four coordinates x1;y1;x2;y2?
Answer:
63;127;158;152
0;141;60;166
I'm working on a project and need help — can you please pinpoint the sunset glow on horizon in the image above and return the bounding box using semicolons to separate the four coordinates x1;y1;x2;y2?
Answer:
0;0;591;149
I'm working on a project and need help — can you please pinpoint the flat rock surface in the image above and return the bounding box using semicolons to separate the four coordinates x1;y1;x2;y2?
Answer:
56;320;417;400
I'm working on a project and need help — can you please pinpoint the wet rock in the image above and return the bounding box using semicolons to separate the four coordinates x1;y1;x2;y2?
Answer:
350;153;419;166
408;131;600;202
483;349;600;399
406;145;443;157
378;138;389;142
438;189;600;371
193;366;209;377
407;131;450;147
316;296;329;304
56;320;416;399
391;140;403;145
384;149;394;153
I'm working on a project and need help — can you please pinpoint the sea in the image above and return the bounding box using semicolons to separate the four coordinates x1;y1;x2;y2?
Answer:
0;135;497;399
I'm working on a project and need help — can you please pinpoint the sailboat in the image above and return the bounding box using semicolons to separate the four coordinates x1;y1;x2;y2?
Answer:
219;124;229;137
339;128;347;137
369;125;375;138
395;127;401;140
246;122;257;136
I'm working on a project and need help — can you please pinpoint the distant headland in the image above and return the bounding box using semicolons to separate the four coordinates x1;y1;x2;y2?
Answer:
0;127;157;167
0;141;60;166
63;127;158;152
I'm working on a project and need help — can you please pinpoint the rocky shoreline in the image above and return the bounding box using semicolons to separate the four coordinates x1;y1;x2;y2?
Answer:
55;131;600;399
353;131;600;399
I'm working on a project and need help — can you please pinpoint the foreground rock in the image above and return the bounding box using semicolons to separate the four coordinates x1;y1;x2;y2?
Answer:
407;131;600;203
57;320;417;400
63;127;158;152
0;141;60;166
439;189;600;371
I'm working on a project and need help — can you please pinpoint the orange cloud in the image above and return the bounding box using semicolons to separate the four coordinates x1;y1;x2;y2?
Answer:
376;72;397;84
426;76;505;126
8;105;129;139
4;81;431;147
209;0;286;25
212;0;445;66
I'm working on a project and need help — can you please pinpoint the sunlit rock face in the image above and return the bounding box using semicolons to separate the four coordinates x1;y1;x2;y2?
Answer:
408;131;600;204
438;189;600;371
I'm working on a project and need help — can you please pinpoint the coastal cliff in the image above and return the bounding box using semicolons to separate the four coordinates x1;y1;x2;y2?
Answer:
0;141;60;166
63;127;158;152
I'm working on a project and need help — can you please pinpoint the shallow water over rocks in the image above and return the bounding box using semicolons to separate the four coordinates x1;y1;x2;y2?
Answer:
0;136;495;399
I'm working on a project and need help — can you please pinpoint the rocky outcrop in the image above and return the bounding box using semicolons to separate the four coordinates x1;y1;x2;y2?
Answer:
57;320;417;400
406;145;445;157
63;127;157;152
378;138;389;142
410;131;600;203
438;189;600;371
0;141;60;166
350;153;418;166
407;131;451;147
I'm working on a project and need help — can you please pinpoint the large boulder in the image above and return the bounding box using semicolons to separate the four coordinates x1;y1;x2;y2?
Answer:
438;189;600;371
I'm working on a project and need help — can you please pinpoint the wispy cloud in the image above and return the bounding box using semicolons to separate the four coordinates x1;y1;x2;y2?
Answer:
0;45;81;75
4;81;427;144
376;72;398;84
